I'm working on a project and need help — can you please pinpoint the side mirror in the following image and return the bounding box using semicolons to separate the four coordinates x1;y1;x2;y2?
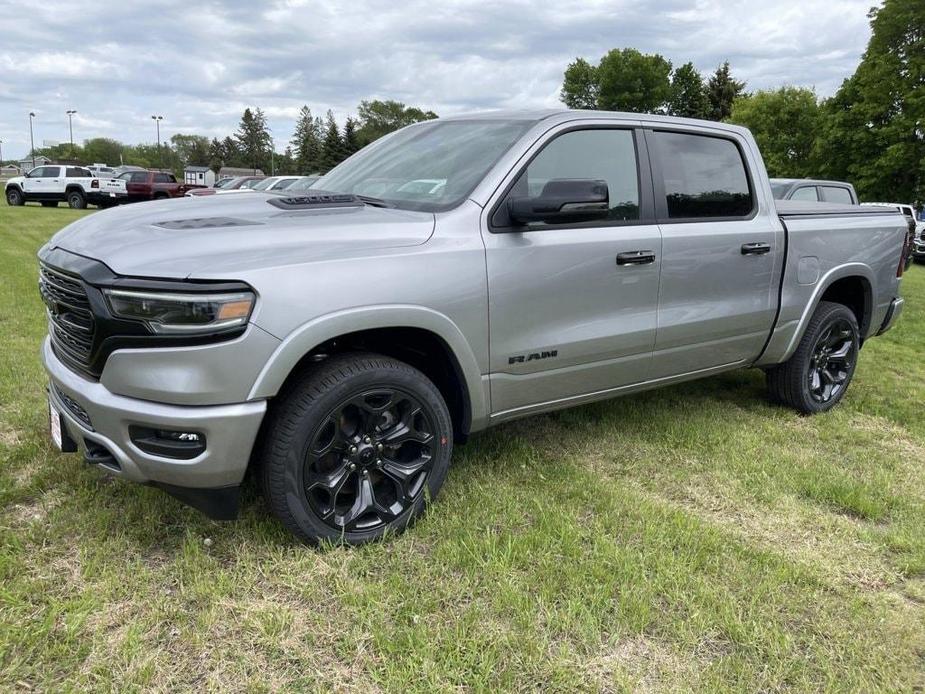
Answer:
508;179;609;225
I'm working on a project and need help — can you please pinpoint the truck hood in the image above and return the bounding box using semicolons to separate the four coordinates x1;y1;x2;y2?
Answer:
45;193;435;279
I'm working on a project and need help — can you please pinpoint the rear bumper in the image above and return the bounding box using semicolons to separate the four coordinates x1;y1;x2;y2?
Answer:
876;297;904;335
42;337;266;492
86;191;127;204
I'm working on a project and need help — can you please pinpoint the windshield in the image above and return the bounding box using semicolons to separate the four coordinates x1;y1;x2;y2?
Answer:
214;178;234;189
312;119;533;211
252;178;277;191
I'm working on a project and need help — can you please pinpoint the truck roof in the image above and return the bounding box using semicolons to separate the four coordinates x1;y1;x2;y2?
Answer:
437;109;751;135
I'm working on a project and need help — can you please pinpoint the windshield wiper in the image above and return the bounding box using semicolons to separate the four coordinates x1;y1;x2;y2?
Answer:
354;195;393;208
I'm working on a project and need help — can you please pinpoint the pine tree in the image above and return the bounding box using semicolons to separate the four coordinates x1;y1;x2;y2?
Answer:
290;105;323;174
235;107;272;173
342;116;361;158
320;111;344;172
706;62;746;121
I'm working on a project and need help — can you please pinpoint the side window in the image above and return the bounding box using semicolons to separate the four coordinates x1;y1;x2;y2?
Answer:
153;173;171;183
31;167;54;178
651;131;753;219
790;186;819;202
66;167;88;178
821;186;854;205
500;129;640;227
131;172;148;183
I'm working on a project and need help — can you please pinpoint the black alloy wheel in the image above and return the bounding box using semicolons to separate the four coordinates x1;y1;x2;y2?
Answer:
304;388;437;532
807;318;856;404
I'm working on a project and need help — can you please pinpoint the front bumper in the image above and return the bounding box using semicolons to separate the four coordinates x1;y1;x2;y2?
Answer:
42;336;266;491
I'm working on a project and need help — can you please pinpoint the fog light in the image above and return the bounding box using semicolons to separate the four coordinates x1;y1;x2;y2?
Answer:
129;426;207;460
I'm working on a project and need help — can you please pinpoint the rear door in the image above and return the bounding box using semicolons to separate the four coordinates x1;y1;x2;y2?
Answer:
645;128;780;378
483;124;662;415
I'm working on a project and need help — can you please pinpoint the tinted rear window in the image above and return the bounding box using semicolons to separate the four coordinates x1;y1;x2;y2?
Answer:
822;186;854;205
651;131;753;219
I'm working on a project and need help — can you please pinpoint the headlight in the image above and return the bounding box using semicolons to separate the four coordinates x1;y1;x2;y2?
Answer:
103;288;255;335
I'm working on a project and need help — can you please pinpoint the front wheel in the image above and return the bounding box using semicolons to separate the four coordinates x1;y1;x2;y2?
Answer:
766;301;860;414
5;187;24;206
66;190;87;209
260;353;453;545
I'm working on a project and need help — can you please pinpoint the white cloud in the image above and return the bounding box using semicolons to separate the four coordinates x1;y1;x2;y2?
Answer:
0;0;875;159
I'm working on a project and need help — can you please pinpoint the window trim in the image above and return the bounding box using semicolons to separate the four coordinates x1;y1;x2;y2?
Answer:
644;128;758;224
488;125;654;234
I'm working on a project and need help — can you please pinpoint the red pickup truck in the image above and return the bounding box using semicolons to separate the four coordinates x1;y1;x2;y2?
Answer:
117;171;205;202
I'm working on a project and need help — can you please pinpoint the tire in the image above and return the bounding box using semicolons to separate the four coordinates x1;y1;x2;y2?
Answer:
41;201;58;208
66;190;87;209
260;352;453;545
5;187;24;206
766;301;860;414
153;193;168;201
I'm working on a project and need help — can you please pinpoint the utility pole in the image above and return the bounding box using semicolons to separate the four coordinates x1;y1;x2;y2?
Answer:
0;140;4;168
151;115;163;168
66;110;77;159
29;112;36;169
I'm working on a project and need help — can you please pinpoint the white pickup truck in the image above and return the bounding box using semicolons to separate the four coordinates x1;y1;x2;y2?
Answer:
5;165;127;209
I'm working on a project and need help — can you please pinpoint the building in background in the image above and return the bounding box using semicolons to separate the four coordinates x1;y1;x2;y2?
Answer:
185;166;216;187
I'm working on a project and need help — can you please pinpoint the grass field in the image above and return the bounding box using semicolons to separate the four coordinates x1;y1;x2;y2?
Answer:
1;204;924;692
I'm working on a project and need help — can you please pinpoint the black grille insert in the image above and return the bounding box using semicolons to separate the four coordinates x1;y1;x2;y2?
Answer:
40;264;95;372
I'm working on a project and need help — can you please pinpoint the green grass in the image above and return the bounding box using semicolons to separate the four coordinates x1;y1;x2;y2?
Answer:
1;203;924;692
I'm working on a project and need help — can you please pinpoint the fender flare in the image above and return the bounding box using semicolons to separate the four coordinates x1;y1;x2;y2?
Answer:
247;304;489;429
779;262;875;362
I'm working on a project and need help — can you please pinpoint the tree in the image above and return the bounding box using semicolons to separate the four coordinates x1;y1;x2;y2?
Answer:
235;107;272;173
290;105;324;174
320;111;344;172
82;138;124;166
356;100;437;145
707;61;746;121
816;0;925;202
170;134;210;166
668;62;709;119
342;116;361;158
729;87;821;177
595;49;672;113
560;57;599;109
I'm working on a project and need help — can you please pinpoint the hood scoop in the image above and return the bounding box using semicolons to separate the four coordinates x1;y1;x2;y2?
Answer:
154;217;262;230
267;193;364;210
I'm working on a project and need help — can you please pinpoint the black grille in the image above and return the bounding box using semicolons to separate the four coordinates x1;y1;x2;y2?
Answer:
39;264;96;372
53;384;93;430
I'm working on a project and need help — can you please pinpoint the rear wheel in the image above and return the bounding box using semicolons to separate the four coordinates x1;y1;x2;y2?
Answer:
66;190;86;209
261;353;453;545
5;187;24;206
767;301;859;414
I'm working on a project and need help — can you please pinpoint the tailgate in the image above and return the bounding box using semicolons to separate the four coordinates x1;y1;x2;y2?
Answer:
102;178;127;195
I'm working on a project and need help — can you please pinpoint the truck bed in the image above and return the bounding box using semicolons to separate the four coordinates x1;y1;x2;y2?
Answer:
774;200;893;217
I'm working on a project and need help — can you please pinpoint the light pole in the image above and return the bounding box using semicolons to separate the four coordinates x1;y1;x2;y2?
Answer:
151;115;163;168
66;110;77;159
29;112;36;169
0;140;4;168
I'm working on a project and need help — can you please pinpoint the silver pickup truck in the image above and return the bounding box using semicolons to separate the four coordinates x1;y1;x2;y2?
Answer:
37;110;909;544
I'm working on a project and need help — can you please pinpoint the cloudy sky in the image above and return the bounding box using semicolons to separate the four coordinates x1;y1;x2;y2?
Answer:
0;0;876;160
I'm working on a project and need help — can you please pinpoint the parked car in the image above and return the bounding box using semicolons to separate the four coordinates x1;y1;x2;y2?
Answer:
85;164;117;178
212;176;304;195
863;202;924;263
185;175;264;196
37;111;909;545
277;176;321;193
770;178;859;205
118;170;206;202
5;165;127;208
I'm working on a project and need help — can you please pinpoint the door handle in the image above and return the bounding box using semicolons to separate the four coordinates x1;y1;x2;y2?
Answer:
741;242;771;255
616;250;656;265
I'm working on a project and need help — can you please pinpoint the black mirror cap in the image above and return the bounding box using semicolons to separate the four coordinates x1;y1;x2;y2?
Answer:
508;178;609;225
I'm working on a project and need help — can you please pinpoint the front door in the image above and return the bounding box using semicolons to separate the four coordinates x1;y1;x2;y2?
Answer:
483;127;662;416
22;166;58;199
644;128;780;378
